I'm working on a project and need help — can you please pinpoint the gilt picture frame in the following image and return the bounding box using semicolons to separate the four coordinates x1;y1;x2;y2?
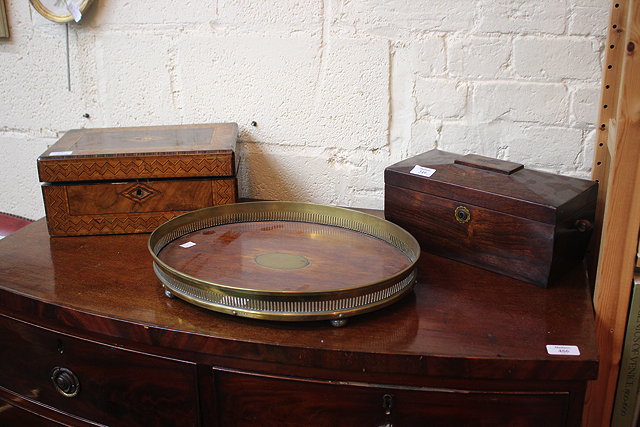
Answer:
0;0;9;38
29;0;94;23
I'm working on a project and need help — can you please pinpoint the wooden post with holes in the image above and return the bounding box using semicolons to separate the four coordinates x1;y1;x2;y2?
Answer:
584;0;640;425
587;1;628;285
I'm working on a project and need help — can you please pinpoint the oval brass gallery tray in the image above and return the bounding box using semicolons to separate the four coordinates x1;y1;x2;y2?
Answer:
148;202;420;325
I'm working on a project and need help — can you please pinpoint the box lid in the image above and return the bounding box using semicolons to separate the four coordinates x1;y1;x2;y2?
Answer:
384;150;598;224
38;123;237;183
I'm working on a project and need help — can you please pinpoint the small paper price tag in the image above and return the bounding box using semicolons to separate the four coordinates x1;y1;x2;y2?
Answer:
409;165;436;178
546;345;580;356
179;241;196;249
65;0;82;22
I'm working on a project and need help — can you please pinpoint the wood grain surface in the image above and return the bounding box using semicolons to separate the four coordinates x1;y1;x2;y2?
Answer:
0;315;199;426
38;123;238;183
584;1;640;424
0;218;599;425
37;123;239;237
385;149;597;287
159;220;412;291
0;220;597;382
42;178;237;236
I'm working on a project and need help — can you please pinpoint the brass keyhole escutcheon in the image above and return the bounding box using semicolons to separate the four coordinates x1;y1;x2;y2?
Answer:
454;206;471;224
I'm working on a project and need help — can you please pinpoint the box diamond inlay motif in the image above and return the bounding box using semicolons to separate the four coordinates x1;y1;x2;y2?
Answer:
120;183;158;203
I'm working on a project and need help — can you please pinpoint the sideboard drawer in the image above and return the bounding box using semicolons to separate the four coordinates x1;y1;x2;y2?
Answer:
0;398;61;426
0;315;199;426
214;368;570;426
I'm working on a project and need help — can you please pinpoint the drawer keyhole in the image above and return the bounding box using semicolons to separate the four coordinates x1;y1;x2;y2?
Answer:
379;393;394;427
51;367;80;398
382;393;393;415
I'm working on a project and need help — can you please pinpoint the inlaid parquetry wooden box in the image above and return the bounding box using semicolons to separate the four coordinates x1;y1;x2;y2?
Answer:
38;123;238;236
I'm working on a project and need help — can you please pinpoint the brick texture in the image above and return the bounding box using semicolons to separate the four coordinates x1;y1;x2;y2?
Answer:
0;0;607;217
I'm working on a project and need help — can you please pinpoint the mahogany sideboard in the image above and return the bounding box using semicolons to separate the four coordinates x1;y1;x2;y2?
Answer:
0;219;598;426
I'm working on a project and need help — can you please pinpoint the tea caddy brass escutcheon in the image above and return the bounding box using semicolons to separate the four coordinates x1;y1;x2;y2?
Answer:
454;206;471;224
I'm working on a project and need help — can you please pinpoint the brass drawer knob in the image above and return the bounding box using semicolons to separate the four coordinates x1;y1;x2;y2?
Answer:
574;219;593;232
50;367;80;398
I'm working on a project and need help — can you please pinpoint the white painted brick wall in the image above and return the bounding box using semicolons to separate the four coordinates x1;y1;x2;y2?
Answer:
513;37;601;80
476;0;567;35
472;82;569;125
571;86;602;127
0;0;608;220
415;78;468;119
0;134;52;216
93;1;217;25
95;33;178;126
570;5;609;36
411;37;447;77
448;36;511;79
